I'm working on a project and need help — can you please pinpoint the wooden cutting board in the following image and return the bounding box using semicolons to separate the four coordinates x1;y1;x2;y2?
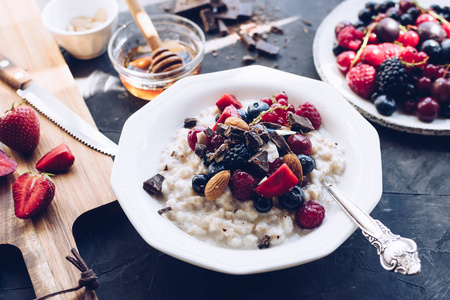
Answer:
0;0;116;299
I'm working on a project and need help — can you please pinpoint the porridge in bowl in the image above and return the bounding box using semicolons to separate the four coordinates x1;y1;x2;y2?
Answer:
145;92;346;249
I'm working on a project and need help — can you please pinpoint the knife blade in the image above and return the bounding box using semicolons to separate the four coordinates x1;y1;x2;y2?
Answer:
0;52;118;156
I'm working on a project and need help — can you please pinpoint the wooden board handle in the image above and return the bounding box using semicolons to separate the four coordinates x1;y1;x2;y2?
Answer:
125;0;162;50
0;52;32;90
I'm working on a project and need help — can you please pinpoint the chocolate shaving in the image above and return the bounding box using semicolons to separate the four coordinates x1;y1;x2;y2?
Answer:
258;235;270;249
269;131;291;156
143;174;164;195
244;130;264;149
195;143;207;159
224;125;246;142
250;124;270;142
158;207;172;215
216;123;229;136
240;32;256;51
207;142;229;163
184;117;197;128
286;113;314;133
204;127;215;138
256;40;280;56
248;150;269;174
163;165;168;171
200;8;217;32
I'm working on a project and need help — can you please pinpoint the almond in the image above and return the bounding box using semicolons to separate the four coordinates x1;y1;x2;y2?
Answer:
283;153;303;180
204;170;231;201
224;117;250;131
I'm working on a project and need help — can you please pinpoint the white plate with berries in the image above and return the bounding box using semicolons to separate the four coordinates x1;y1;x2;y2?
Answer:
111;66;382;274
313;0;450;135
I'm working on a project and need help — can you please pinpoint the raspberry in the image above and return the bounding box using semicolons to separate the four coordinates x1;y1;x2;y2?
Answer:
229;169;259;201
378;43;402;59
295;200;325;229
337;26;364;51
295;102;322;130
346;64;377;99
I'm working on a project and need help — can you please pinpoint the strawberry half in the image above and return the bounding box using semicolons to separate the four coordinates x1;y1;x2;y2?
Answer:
13;173;55;219
255;163;299;198
212;104;241;130
216;94;242;111
0;103;40;153
0;149;17;177
36;144;75;173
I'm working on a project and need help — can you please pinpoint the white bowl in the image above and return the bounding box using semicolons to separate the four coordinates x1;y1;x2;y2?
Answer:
111;66;383;274
42;0;119;60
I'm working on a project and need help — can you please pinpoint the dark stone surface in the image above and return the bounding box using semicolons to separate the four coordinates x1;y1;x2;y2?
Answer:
2;0;450;299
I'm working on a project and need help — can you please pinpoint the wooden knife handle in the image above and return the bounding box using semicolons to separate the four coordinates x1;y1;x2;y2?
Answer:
0;52;32;90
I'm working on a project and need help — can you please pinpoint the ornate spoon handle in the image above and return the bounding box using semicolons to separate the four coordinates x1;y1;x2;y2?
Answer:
321;180;421;275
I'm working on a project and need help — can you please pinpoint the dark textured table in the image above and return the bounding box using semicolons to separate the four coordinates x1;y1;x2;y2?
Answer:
2;0;450;299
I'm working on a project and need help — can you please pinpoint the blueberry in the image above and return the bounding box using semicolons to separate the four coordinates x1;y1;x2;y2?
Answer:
441;39;450;64
247;101;270;121
333;43;345;56
208;162;227;177
358;8;372;24
400;13;413;25
441;101;450;118
384;1;395;9
278;186;305;211
237;108;249;123
420;39;442;64
405;83;415;98
374;95;397;116
297;154;316;174
192;174;209;195
253;196;273;213
430;4;442;13
407;7;420;20
365;1;376;11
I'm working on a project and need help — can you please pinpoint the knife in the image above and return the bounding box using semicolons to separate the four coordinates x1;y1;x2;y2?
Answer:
0;52;118;156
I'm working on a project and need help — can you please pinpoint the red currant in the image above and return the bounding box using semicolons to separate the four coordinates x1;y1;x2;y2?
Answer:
415;13;438;26
416;76;432;95
287;103;295;113
401;31;419;47
261;111;279;123
275;92;288;102
277;99;289;106
260;97;273;106
336;51;357;73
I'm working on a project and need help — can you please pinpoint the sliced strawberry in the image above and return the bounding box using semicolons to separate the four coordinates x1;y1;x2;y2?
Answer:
212;104;241;131
13;173;55;219
0;149;17;177
255;163;298;199
36;144;75;173
216;94;242;111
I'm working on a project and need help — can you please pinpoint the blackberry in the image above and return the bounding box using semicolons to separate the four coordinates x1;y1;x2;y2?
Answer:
376;57;408;97
223;143;252;171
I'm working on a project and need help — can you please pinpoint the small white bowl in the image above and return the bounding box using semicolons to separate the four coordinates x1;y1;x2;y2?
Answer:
42;0;119;60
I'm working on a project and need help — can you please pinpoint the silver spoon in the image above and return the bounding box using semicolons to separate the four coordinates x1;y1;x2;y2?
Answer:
321;180;421;275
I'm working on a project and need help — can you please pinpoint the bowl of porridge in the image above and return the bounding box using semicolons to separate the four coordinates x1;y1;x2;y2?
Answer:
111;66;382;274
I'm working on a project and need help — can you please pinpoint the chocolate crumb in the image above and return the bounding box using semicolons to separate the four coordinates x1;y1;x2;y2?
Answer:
158;207;172;215
270;25;283;34
184;117;197;128
163;165;168;171
258;235;270;249
211;50;219;57
143;174;164;195
286;113;314;132
302;18;312;26
248;150;269;174
200;8;218;32
171;151;175;157
303;27;309;34
223;228;227;232
240;32;256;51
195;143;207;159
242;55;256;64
234;208;238;213
204;127;215;139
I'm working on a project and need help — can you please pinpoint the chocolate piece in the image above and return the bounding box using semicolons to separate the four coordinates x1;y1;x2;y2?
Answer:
184;117;197;128
302;18;312;27
286;113;314;133
239;2;252;18
248;150;269;174
256;40;280;56
244;130;264;149
215;0;240;19
216;123;229;136
158;207;172;215
258;235;270;249
195;143;207;159
204;127;215;139
207;142;229;163
261;122;282;130
200;8;217;32
270;25;283;34
250;124;270;142
211;0;226;12
224;125;246;142
173;0;211;14
218;19;229;36
240;32;255;51
242;55;256;64
143;174;164;195
269;131;291;156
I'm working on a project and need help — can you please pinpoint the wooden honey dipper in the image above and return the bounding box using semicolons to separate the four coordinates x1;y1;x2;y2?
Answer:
125;0;183;73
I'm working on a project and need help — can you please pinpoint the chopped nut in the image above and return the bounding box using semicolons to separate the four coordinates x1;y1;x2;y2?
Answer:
205;170;231;201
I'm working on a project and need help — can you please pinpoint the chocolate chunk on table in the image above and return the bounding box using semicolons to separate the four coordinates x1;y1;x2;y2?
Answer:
200;8;217;32
215;0;240;20
286;113;314;133
248;150;269;174
240;32;256;51
143;174;164;195
256;40;280;56
184;117;197;128
210;0;226;12
270;25;283;34
269;131;291;156
173;0;211;15
242;55;256;64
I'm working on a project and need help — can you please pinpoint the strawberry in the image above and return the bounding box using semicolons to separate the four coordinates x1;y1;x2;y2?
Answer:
346;64;377;99
0;149;17;177
216;94;242;111
13;173;55;219
0;103;40;153
36;144;75;173
212;104;241;130
255;163;298;199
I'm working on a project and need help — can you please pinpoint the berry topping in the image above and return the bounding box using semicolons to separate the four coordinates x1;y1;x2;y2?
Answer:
213;104;241;131
0;149;17;177
297;154;316;174
247;101;270;121
255;163;299;199
268;158;283;175
216;94;242;111
374;95;398;116
278;186;305;210
361;45;385;67
376;57;408;97
337;51;358;73
187;125;206;151
378;42;402;59
35;144;75;173
375;17;400;42
192;174;209;195
295;102;322;129
253;196;273;213
431;77;450;103
230;169;259;201
287;134;312;155
416;97;441;122
295;200;325;229
346;63;377;99
337;26;365;51
223;143;253;171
